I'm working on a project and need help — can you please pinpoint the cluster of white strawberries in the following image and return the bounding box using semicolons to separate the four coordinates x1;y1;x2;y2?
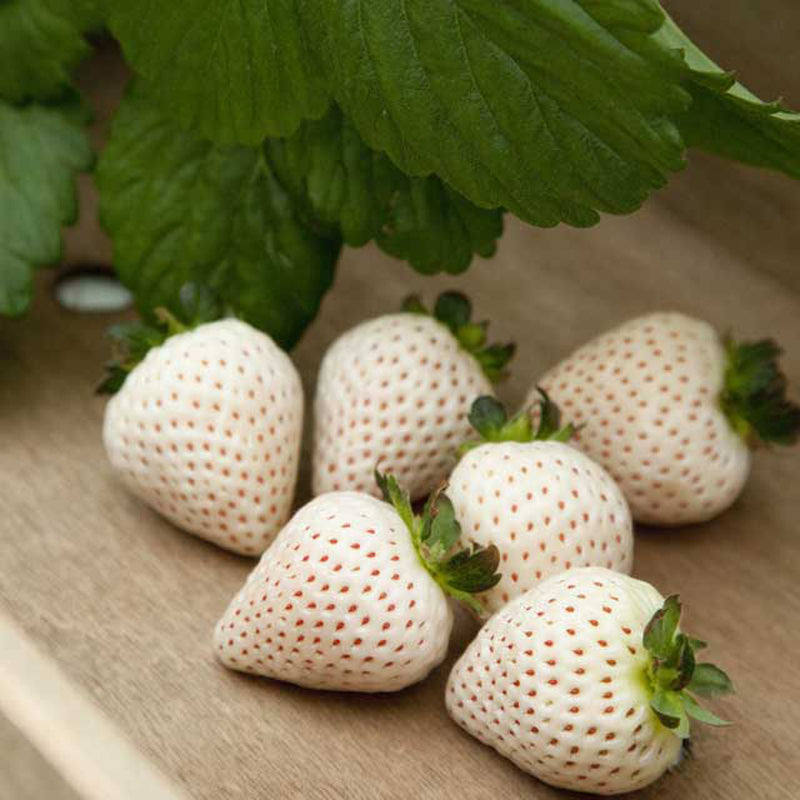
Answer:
102;289;799;795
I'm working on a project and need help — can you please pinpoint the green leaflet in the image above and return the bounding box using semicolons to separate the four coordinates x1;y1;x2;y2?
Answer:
642;595;734;739
658;13;800;180
264;106;503;274
376;472;501;616
304;0;692;227
95;83;341;349
0;98;93;316
106;0;800;229
107;0;330;143
49;0;104;33
376;178;503;275
0;0;90;103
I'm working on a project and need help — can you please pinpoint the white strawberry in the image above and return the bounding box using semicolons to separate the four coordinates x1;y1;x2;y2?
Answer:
102;291;303;556
447;567;733;796
213;473;500;692
312;291;514;500
530;312;800;525
449;394;633;616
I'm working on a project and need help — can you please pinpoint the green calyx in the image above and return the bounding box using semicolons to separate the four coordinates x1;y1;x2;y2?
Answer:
403;291;515;383
643;595;734;739
375;471;501;616
96;282;225;395
720;337;800;447
460;390;575;455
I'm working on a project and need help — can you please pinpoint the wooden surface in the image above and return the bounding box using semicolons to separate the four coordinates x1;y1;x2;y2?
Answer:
2;6;800;799
0;714;81;800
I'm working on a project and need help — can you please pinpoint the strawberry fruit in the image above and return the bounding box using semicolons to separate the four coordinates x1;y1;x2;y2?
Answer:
532;312;800;525
449;394;633;616
102;287;303;555
214;473;500;692
447;567;733;795
313;291;514;500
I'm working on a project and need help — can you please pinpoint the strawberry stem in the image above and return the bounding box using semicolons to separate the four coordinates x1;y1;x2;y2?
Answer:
460;391;575;454
642;595;734;739
375;471;501;615
402;291;515;383
720;336;800;446
97;281;225;395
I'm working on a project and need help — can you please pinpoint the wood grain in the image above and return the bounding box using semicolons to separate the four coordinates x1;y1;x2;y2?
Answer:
2;6;800;799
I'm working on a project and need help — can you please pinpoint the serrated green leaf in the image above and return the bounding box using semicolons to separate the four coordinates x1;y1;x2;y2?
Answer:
108;0;329;143
264;106;503;274
0;98;92;316
95;83;340;349
305;0;692;228
657;13;800;181
687;663;735;699
0;0;90;103
264;105;397;245
375;177;503;274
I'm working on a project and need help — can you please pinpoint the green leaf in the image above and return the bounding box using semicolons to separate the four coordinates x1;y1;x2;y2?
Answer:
462;396;536;454
375;471;417;538
672;633;696;690
441;545;501;594
468;396;509;440
264;106;503;274
95;82;340;349
687;663;735;699
97;320;169;395
403;291;514;383
683;693;730;727
424;494;463;561
651;688;683;726
465;391;572;450
651;689;690;738
377;471;501;616
644;594;682;659
0;0;90;103
177;282;224;327
97;284;229;395
721;338;800;447
0;98;92;316
376;178;503;274
107;0;329;143
49;0;104;33
657;13;800;181
306;0;692;227
435;291;473;332
530;388;575;443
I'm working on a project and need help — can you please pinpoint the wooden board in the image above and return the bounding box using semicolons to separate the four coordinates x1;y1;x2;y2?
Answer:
2;6;800;799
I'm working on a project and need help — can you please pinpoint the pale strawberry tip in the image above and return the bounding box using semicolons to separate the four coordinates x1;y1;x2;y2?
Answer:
643;595;734;739
97;281;225;395
721;336;800;447
460;391;574;455
402;290;515;383
375;470;501;616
